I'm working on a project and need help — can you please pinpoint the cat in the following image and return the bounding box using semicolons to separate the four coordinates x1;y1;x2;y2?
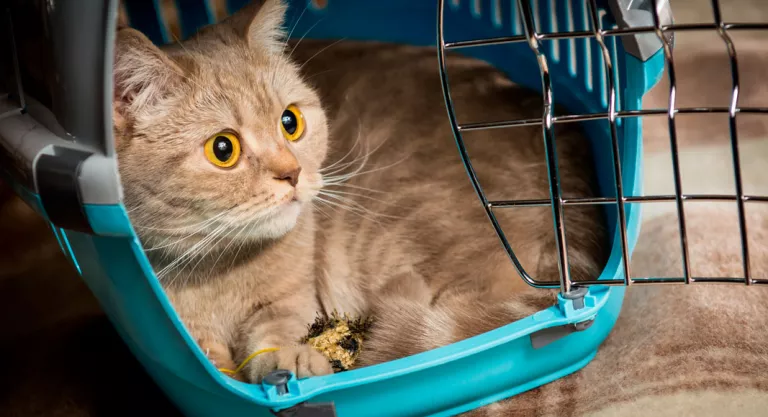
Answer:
113;0;608;383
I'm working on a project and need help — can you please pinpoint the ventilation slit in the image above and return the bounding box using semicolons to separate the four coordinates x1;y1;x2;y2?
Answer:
566;0;577;75
493;0;503;27
550;0;560;62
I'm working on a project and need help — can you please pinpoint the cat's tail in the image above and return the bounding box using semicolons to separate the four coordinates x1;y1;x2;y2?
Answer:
355;283;556;367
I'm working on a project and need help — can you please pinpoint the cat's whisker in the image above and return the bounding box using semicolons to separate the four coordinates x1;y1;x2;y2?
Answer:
225;198;283;222
323;154;409;185
314;197;377;226
159;225;226;283
157;222;230;282
320;161;363;177
140;210;240;252
322;182;389;194
298;38;347;72
281;2;309;55
213;220;253;274
313;196;387;225
133;208;233;233
320;202;384;226
319;142;374;175
188;221;243;281
138;212;229;239
227;218;261;274
319;118;367;173
304;68;339;82
167;32;207;91
320;149;373;180
312;201;333;220
317;193;371;214
271;2;311;89
145;232;215;253
288;18;326;62
322;182;391;194
320;116;372;176
322;120;394;182
312;198;343;219
319;138;363;173
323;159;399;182
318;189;393;206
317;193;401;220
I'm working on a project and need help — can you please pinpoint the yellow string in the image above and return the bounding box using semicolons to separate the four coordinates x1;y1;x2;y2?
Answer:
218;347;280;375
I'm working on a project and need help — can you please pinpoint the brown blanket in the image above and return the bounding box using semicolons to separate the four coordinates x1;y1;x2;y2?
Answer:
464;204;768;417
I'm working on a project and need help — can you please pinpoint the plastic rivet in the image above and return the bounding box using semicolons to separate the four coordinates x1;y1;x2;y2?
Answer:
263;369;292;396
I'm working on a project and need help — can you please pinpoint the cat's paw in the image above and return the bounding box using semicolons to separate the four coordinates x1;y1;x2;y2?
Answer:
246;345;333;383
200;340;244;381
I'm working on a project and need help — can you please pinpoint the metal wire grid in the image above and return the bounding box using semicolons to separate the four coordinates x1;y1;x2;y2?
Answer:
437;0;768;293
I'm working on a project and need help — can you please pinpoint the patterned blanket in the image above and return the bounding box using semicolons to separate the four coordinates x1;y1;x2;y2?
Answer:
465;204;768;416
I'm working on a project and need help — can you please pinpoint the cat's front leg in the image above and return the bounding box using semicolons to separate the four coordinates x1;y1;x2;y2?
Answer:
197;339;245;382
236;294;333;383
178;315;244;381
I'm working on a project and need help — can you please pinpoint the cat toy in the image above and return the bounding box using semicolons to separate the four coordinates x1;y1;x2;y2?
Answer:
302;312;374;372
219;312;374;379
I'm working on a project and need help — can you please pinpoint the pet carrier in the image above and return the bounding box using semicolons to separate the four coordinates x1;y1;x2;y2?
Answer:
4;0;762;416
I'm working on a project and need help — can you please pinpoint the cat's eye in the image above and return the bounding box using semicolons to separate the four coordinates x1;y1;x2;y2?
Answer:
204;132;241;168
280;104;305;142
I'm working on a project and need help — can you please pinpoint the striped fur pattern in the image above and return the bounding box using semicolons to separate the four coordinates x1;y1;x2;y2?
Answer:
113;0;607;383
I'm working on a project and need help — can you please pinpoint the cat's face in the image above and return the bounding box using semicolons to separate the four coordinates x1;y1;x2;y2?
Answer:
113;1;327;262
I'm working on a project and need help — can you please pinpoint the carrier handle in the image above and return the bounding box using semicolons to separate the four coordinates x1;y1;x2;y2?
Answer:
0;1;123;235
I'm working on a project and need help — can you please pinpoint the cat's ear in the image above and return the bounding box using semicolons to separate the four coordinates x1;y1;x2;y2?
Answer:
112;28;185;132
225;0;288;53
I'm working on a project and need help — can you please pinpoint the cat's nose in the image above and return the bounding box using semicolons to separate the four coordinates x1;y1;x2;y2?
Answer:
267;146;302;187
274;166;301;187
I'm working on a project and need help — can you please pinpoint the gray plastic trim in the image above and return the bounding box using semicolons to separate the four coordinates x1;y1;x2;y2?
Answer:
562;286;589;310
45;0;117;156
1;5;25;114
530;324;577;349
607;0;674;61
530;319;595;349
272;403;337;417
530;287;592;349
0;109;59;190
0;95;23;121
78;153;122;205
0;0;122;214
37;148;94;233
0;98;121;205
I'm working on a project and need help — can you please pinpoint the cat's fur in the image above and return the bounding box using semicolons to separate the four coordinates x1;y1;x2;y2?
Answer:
114;0;607;382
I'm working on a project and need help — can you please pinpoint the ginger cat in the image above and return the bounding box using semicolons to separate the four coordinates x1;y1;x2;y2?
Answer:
113;0;607;382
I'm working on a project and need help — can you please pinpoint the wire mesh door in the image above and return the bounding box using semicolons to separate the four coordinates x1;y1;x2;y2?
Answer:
438;0;768;294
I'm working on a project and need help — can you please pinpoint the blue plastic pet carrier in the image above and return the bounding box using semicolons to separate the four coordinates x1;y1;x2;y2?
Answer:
6;0;736;415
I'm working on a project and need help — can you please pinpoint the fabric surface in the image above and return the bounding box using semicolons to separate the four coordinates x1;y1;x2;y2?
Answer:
463;204;768;416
